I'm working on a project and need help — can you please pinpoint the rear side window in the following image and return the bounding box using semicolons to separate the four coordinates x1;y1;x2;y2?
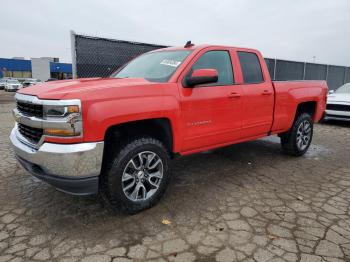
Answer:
238;52;264;84
191;51;234;85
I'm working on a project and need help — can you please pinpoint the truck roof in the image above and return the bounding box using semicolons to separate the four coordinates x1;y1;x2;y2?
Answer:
153;44;260;54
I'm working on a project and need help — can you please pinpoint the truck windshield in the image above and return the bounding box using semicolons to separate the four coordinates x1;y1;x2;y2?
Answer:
112;50;192;83
335;83;350;94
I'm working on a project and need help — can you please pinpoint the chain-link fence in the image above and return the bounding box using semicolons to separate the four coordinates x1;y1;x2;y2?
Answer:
70;31;167;78
71;32;350;90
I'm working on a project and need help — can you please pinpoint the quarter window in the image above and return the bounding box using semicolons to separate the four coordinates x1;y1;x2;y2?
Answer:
190;51;234;85
238;52;264;83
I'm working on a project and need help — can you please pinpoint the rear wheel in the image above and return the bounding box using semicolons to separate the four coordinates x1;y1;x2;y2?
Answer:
100;136;170;214
280;113;313;156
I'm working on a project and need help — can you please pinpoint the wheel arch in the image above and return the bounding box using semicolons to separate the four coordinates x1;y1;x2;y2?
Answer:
103;118;174;160
294;101;317;121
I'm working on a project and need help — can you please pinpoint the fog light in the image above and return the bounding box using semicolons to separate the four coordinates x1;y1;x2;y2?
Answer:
44;128;80;137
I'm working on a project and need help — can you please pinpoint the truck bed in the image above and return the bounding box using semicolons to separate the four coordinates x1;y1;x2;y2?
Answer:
271;80;328;133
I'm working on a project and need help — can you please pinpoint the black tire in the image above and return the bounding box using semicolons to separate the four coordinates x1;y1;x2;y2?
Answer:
100;136;170;214
280;113;313;156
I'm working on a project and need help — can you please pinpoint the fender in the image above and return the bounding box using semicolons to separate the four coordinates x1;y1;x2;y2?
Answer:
271;81;327;133
83;95;182;152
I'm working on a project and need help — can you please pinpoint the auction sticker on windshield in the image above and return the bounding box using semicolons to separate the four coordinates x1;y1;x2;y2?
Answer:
160;59;181;67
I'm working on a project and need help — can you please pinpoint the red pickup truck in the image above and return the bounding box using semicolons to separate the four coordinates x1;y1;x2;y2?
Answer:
11;44;328;213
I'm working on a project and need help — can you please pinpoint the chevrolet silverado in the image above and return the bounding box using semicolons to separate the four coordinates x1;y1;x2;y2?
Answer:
10;43;328;213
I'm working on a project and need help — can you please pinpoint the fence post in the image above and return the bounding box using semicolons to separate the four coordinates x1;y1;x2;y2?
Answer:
325;65;329;81
70;30;77;79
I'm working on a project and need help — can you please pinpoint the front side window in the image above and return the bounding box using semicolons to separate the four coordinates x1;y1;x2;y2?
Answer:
113;50;192;83
190;50;234;85
238;51;264;84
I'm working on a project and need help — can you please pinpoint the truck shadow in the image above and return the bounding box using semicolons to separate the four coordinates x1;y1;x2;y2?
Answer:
320;119;350;128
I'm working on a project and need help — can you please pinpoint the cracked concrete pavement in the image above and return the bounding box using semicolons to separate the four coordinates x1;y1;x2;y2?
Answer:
1;100;350;261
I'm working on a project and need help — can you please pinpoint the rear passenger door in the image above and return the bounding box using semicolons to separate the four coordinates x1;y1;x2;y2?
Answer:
237;51;274;138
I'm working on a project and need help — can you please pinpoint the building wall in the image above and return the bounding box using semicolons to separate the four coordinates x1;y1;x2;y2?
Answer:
31;58;51;81
0;58;31;78
0;58;72;80
50;62;72;73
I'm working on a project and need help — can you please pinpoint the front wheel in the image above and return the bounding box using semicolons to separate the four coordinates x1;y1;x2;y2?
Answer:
100;136;170;214
280;113;313;156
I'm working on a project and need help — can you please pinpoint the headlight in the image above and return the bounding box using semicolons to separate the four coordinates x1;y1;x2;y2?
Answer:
42;101;82;137
44;105;79;118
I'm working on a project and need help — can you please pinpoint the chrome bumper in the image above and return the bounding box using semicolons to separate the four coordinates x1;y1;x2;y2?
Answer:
10;126;104;179
325;110;350;121
5;87;18;91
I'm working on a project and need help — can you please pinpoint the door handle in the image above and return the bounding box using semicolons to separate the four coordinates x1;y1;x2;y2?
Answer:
262;90;272;95
228;92;241;98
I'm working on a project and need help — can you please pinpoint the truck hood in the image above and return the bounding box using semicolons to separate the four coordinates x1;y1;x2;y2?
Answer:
18;78;157;100
327;93;350;103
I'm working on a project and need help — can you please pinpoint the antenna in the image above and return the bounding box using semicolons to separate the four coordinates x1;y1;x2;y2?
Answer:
184;41;194;48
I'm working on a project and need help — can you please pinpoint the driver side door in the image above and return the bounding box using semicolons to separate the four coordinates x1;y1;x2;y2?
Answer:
179;49;243;152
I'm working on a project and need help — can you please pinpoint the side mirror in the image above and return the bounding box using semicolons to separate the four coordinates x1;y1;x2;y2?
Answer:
185;69;218;87
328;90;335;95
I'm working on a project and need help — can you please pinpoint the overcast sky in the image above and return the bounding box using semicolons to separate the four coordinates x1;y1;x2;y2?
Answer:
1;0;349;66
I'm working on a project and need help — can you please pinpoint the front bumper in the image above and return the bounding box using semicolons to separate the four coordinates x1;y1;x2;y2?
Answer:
6;85;20;91
324;110;350;121
10;127;104;195
6;88;18;92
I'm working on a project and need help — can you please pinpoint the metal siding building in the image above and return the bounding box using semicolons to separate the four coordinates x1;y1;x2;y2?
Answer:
50;62;73;73
0;58;32;78
0;58;72;80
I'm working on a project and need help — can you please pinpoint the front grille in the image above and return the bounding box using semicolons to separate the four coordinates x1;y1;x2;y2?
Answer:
17;101;43;118
326;104;350;112
18;123;43;143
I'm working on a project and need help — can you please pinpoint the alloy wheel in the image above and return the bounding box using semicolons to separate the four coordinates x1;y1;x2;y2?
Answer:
296;120;312;151
122;151;163;202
